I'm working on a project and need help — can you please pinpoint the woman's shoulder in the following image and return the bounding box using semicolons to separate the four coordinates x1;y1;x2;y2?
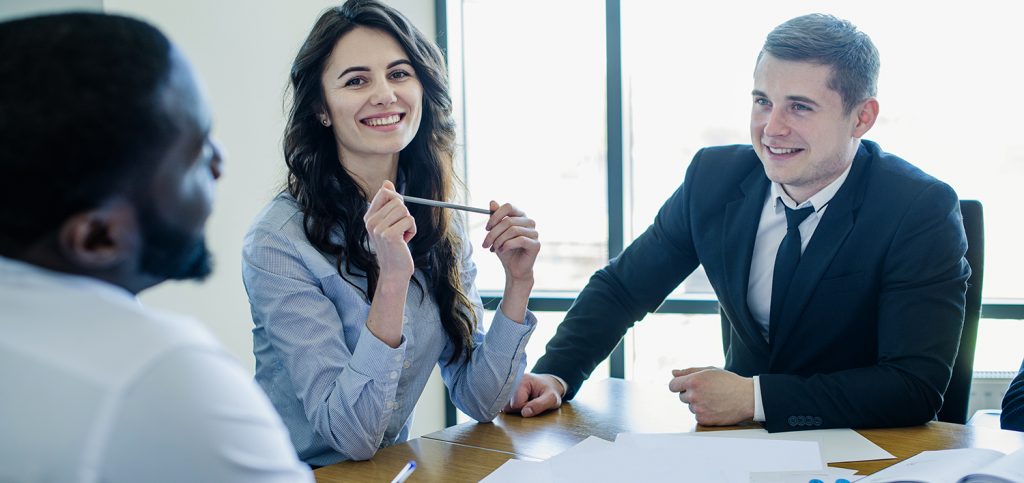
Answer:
244;192;307;244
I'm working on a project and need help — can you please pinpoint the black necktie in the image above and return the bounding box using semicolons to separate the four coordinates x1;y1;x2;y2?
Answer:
769;201;815;343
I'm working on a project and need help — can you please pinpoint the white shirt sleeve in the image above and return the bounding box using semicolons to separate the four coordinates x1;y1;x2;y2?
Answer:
99;348;312;483
753;375;766;422
549;374;569;396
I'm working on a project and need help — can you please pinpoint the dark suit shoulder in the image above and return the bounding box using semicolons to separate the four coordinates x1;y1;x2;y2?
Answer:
861;139;958;205
685;145;765;201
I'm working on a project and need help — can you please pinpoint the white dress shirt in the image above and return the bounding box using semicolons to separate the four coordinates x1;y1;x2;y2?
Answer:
749;162;853;421
0;256;312;483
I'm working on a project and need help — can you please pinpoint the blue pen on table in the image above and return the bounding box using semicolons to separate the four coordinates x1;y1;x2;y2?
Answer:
391;460;416;483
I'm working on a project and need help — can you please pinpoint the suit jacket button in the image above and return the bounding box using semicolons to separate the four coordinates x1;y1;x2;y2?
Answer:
788;416;797;426
813;416;822;426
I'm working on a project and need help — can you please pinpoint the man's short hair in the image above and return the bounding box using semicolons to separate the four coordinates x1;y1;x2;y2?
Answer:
760;13;880;114
0;13;177;253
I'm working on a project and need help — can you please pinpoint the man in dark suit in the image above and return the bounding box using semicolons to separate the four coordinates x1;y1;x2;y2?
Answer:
505;14;970;432
1002;359;1024;432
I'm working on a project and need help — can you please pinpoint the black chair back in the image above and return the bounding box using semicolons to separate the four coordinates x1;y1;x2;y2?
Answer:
937;200;985;424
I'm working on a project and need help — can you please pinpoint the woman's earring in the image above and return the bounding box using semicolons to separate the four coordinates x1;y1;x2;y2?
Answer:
321;118;330;126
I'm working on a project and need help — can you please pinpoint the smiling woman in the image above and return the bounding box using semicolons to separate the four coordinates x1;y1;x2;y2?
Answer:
319;27;423;165
239;0;542;467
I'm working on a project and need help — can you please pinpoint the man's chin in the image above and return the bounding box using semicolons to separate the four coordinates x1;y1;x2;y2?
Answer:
140;240;214;282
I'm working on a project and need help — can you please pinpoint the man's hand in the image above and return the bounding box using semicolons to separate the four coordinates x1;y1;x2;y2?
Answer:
504;373;565;417
668;367;754;426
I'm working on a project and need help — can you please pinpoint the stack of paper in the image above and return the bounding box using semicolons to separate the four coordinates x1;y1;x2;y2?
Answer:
685;428;895;463
482;434;834;483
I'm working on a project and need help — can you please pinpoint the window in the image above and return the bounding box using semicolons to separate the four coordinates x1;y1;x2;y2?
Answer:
459;0;607;292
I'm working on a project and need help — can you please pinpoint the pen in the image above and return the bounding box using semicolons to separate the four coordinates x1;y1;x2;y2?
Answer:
403;195;494;215
390;460;416;483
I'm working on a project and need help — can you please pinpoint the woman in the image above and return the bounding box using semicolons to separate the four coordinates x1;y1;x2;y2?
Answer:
241;0;540;466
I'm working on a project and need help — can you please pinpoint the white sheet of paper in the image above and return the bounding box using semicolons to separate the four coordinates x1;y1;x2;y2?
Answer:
750;467;861;482
480;433;830;483
613;434;825;483
479;459;555;483
685;428;895;463
856;448;1009;483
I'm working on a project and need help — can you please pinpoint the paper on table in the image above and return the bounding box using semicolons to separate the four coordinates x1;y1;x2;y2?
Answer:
481;434;825;483
613;434;825;483
479;459;554;483
686;428;894;463
857;447;1024;483
750;467;861;483
481;436;612;483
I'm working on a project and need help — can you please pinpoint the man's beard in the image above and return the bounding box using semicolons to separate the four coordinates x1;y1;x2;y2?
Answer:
137;204;213;281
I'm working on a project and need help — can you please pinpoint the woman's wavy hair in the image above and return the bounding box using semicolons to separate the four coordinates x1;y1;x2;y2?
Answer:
284;0;476;363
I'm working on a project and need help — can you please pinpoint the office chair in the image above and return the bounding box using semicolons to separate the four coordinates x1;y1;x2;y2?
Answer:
718;200;985;425
937;200;985;424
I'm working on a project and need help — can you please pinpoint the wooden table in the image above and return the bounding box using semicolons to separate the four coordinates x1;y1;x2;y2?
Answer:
315;378;1024;482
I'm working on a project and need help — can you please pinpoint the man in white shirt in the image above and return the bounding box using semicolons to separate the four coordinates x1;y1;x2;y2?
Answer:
0;12;311;482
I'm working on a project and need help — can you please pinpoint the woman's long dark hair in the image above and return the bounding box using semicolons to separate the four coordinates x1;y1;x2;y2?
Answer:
284;0;476;363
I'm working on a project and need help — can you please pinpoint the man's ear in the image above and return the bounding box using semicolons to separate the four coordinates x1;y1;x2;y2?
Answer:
56;198;139;270
852;97;879;138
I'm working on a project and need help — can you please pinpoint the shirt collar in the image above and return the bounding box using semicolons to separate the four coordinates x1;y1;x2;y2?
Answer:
0;255;137;302
771;160;854;213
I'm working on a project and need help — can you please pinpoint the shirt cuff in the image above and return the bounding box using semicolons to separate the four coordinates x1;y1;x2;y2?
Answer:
753;375;766;422
348;323;406;383
484;308;537;356
549;374;568;397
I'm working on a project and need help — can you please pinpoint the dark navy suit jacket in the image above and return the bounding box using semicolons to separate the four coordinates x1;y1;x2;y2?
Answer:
534;140;970;432
1002;359;1024;432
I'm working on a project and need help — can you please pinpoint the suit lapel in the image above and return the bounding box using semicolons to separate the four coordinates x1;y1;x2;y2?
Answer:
722;167;771;359
769;144;872;362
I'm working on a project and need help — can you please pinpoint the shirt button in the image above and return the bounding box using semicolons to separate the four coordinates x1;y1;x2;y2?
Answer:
402;315;408;323
386;401;395;410
389;371;398;379
403;360;411;369
393;354;402;363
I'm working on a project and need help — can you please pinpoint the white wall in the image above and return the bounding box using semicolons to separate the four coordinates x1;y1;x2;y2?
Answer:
0;0;101;19
96;0;445;438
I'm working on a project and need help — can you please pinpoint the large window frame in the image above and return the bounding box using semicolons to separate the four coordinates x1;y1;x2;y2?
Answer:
438;0;1024;426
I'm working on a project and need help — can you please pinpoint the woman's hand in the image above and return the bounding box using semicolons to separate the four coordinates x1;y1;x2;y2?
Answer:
363;180;416;347
364;180;416;282
482;201;540;283
482;201;539;323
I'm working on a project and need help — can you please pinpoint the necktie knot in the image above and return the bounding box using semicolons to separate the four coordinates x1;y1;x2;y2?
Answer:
784;203;815;231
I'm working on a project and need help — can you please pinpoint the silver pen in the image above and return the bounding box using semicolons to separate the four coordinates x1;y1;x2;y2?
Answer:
403;195;494;215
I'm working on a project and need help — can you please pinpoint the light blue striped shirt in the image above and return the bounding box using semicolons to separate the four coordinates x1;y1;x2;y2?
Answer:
241;193;535;466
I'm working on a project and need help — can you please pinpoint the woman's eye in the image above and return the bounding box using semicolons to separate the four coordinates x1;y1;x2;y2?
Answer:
344;77;366;87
